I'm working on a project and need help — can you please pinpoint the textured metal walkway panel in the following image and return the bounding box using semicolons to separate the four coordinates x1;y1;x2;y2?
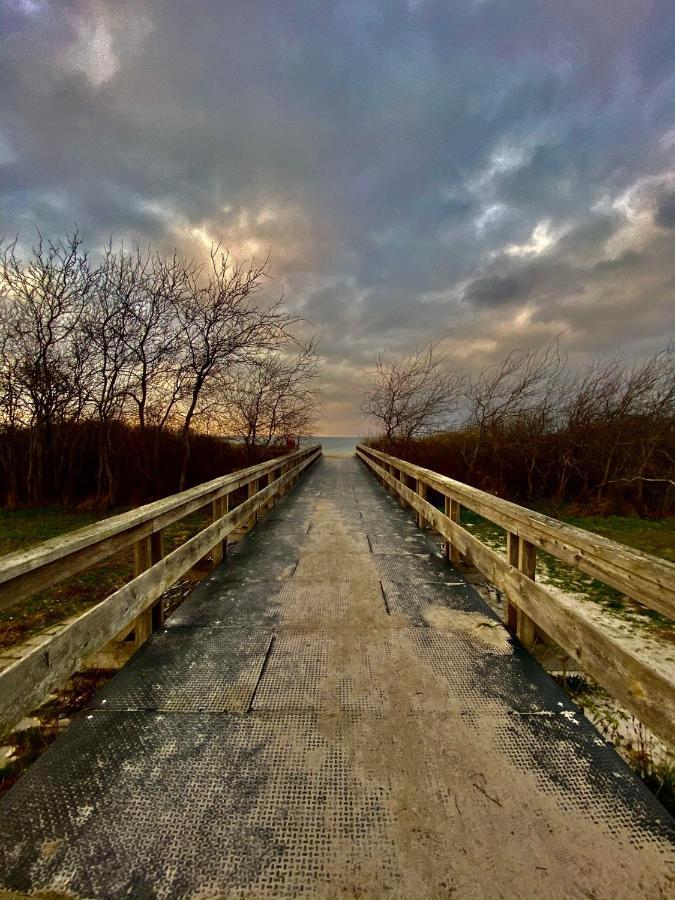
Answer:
88;627;272;712
406;625;581;713
262;510;317;524
215;549;298;583
0;709;671;899
359;509;418;528
304;531;372;553
267;581;383;628
482;708;675;847
293;551;375;582
370;551;452;583
366;532;434;554
166;578;286;628
168;580;384;630
251;628;579;715
0;711;398;899
381;579;502;624
251;632;391;712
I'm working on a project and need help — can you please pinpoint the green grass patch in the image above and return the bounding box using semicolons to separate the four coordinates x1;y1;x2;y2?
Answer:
0;505;213;652
0;504;119;555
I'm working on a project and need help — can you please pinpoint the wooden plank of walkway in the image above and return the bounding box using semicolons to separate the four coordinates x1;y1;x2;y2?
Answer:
0;457;672;899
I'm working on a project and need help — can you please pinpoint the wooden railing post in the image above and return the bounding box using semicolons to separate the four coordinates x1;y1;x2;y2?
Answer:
506;533;520;632
416;478;427;529
506;532;536;649
131;537;153;648
247;478;258;529
444;496;462;566
397;469;407;508
132;530;166;646
211;495;228;566
150;530;165;629
264;472;274;511
517;540;537;648
87;529;164;667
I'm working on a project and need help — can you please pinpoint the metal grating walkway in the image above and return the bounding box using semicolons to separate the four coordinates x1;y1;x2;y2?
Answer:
0;457;672;898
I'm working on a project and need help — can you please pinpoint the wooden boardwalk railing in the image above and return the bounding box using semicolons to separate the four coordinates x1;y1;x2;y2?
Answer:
357;444;675;746
0;444;321;736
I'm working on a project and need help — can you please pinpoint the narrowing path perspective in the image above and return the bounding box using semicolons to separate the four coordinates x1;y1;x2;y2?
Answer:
0;453;673;898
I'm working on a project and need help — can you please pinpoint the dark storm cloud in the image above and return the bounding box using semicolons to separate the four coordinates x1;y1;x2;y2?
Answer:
465;273;535;309
1;0;674;431
654;190;675;229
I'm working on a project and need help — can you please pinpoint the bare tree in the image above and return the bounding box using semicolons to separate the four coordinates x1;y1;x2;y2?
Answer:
173;246;300;489
79;244;147;502
0;297;25;506
0;231;93;501
463;337;565;473
223;337;321;450
125;249;194;435
362;342;464;442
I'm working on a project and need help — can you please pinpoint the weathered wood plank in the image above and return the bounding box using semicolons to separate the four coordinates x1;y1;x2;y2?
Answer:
506;532;520;632
358;448;675;746
247;479;258;530
444;497;462;566
516;539;537;648
211;497;226;566
357;446;675;619
416;479;427;529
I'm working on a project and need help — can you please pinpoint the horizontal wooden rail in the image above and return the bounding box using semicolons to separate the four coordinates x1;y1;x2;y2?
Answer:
357;444;675;747
0;445;319;613
358;445;674;620
0;445;321;736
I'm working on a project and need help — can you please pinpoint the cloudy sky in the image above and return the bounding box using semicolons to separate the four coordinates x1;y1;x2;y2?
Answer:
1;1;674;434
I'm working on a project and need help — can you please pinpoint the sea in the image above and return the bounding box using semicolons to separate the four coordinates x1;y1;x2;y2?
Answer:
301;436;360;457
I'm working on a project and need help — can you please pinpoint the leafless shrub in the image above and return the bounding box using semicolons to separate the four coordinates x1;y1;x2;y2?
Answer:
366;339;674;516
362;342;466;442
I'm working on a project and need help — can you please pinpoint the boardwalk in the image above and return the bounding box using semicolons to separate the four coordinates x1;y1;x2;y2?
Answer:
0;456;672;898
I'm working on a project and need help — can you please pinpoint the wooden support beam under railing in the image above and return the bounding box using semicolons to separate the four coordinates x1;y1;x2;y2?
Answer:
444;496;462;566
